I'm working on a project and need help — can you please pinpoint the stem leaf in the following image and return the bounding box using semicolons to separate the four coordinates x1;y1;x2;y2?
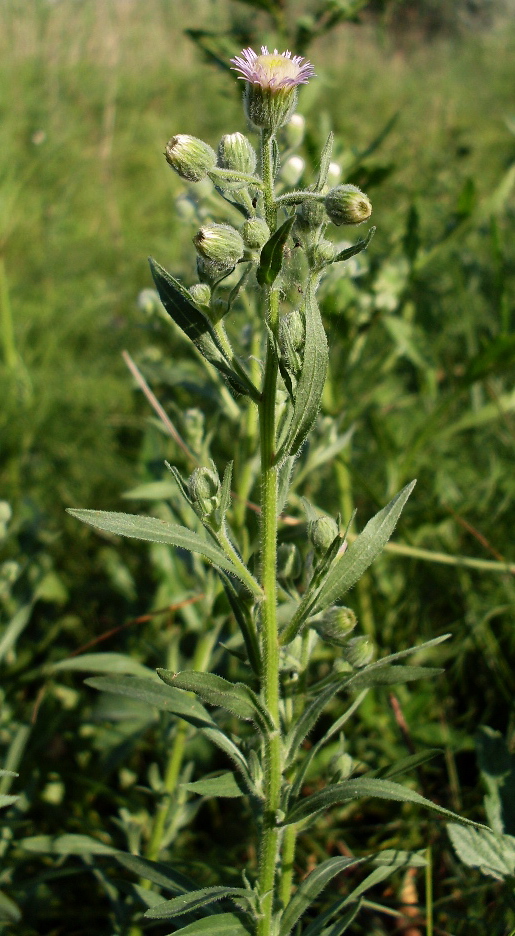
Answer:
256;215;295;287
115;852;197;894
157;670;274;733
315;132;334;193
145;886;254;920
84;676;216;728
67;509;254;587
332;227;375;264
153;912;253;936
183;772;247;798
278;856;359;936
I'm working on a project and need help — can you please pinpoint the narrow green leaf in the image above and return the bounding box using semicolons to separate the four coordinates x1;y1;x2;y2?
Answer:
332;227;375;264
0;794;18;809
285;776;487;827
372;849;427;868
303;901;361;936
346;664;442;691
316;904;360;936
115;852;197;894
315;132;334;192
380;750;442;780
84;676;216;728
66;509;257;588
310;481;416;616
145;886;254;920
275;278;328;463
256;215;295;287
162;911;253;936
223;578;261;676
48;652;152;677
20;834;118;856
158;670;274;732
183;772;246;798
279;857;359;936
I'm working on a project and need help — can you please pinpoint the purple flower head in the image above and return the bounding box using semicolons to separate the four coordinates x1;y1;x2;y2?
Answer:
231;47;315;91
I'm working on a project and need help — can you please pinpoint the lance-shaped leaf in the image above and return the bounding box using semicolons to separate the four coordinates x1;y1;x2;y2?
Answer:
150;258;259;401
256;215;295;287
275;279;328;464
157;671;274;733
84;676;216;728
222;577;261;676
332;227;375;264
145;886;255;920
346;664;443;691
302;868;393;936
115;852;198;894
285;776;488;827
159;912;253;936
279;856;359;936
315;132;334;192
183;772;246;798
308;903;360;936
66;509;261;595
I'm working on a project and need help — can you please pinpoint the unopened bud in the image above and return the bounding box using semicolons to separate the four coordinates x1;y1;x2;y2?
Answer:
330;752;353;781
313;606;357;646
308;515;339;555
189;283;211;306
244;84;299;132
218;132;257;175
283;113;305;149
165;134;217;183
279;309;304;355
188;464;220;517
242;218;270;250
277;543;302;582
310;239;335;270
342;635;374;668
295;197;326;233
193;223;245;272
325;184;372;226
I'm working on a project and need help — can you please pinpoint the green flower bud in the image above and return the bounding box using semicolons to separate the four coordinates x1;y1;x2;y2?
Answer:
189;283;211;306
277;543;302;582
193;223;245;272
325;184;372;226
342;635;374;668
309;239;335;270
165;134;217;183
330;752;353;782
218;132;257;175
295;197;326;233
283;113;305;149
242;218;270;250
308;515;339;555
188;464;220;517
312;606;357;646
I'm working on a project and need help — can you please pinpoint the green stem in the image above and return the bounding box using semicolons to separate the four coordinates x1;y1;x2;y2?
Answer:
261;130;277;234
257;285;282;936
0;253;17;369
278;824;297;909
216;526;264;598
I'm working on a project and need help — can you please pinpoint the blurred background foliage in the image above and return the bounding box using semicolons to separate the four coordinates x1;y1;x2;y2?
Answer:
1;0;515;933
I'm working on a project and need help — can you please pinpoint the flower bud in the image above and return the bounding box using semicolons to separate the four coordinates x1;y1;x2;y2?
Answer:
165;134;217;183
325;184;372;226
283;113;305;149
187;464;220;517
308;515;339;555
189;283;211;306
242;218;270;250
342;635;374;668
312;606;357;646
193;223;245;272
330;752;353;782
309;239;335;270
295;197;326;233
280;155;305;187
277;543;302;582
218;132;257;175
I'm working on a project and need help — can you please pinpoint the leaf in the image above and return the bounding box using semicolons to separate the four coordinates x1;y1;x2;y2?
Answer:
275;278;328;463
157;671;274;732
0;794;18;809
0;601;33;663
332;227;375;264
20;834;118;856
150;258;259;400
161;911;253;936
145;886;254;920
315;904;360;936
85;676;216;728
310;481;416;616
183;772;246;798
315;132;334;192
304;868;392;936
223;578;261;676
447;823;515;881
285;776;487;827
256;215;295;287
66;509;255;587
346;664;442;691
379;750;442;780
279;856;359;936
115;852;198;894
48;652;152;677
